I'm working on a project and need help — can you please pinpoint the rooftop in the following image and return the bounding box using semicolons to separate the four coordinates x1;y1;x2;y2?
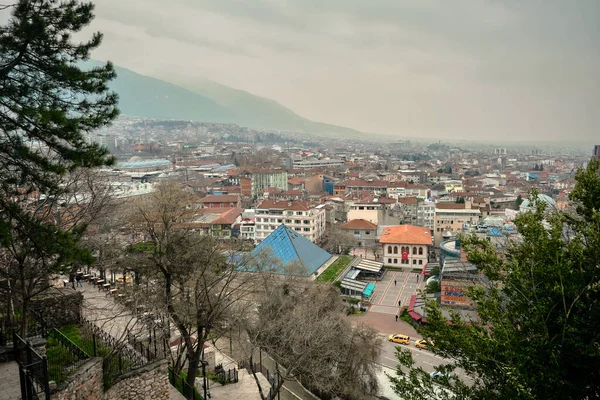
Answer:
341;219;377;230
248;224;331;275
380;225;433;245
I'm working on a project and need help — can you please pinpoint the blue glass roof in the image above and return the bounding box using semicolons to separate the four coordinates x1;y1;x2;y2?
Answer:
248;224;331;276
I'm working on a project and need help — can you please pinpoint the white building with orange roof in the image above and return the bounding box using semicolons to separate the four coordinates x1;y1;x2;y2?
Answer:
380;225;432;268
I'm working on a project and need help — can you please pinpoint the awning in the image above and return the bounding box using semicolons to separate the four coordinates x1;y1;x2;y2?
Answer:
362;283;375;297
341;278;367;292
354;259;384;273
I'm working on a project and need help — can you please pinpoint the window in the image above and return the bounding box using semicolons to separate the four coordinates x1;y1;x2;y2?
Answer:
393;259;398;264
365;231;370;235
413;259;417;264
419;260;423;265
359;206;364;210
303;228;310;232
419;247;423;255
394;246;398;254
294;227;300;231
413;247;417;254
303;220;309;224
388;258;392;264
294;220;301;224
285;219;291;223
388;246;392;253
354;231;360;235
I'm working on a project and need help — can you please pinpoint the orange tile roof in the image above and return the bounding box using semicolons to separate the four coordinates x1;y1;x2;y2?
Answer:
380;225;432;245
210;207;243;225
398;197;417;204
341;219;377;230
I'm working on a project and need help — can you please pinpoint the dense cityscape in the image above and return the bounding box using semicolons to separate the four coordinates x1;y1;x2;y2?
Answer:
1;1;599;400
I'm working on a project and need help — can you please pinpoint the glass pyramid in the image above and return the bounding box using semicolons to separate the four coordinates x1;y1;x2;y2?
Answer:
250;224;331;275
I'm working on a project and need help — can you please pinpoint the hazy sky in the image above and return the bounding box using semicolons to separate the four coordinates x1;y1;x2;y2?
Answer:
85;0;599;141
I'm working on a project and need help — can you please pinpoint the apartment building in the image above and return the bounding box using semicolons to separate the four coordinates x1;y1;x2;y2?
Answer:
417;200;435;233
397;197;419;225
434;203;481;246
251;170;288;198
387;182;429;199
347;197;395;225
254;200;326;243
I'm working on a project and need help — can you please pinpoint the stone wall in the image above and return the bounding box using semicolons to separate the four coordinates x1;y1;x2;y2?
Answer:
50;358;169;400
104;359;169;400
30;287;83;329
51;358;103;400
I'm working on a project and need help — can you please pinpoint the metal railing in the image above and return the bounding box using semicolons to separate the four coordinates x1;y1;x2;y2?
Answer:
1;309;47;346
168;366;206;400
214;365;239;384
239;359;281;400
78;315;166;389
14;332;50;400
46;328;90;384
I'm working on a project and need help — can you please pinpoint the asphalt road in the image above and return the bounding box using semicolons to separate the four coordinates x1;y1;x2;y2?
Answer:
378;336;447;373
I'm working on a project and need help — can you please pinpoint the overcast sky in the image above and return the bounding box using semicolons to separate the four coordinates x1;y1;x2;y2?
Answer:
85;0;599;142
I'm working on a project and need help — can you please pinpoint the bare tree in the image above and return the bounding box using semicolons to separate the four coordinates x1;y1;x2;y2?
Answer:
127;180;260;396
239;274;382;400
324;224;359;255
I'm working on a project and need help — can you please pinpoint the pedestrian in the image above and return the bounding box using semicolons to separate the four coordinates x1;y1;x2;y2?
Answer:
416;274;419;283
69;273;75;289
394;279;397;286
76;275;83;287
395;315;398;322
398;300;402;307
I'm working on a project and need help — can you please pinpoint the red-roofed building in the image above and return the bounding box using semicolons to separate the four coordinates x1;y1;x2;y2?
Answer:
341;219;377;247
199;194;240;208
210;208;244;239
380;225;432;267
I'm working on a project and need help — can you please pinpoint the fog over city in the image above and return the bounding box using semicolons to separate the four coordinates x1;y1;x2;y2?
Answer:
84;0;600;142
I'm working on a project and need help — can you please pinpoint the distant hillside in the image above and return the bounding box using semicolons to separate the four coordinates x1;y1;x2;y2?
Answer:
107;65;236;123
178;78;365;139
86;60;365;139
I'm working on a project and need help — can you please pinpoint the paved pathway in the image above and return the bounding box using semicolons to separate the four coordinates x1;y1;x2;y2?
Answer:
0;361;20;400
370;269;424;315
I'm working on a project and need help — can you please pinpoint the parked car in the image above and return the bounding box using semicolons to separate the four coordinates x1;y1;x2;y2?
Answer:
415;339;428;349
388;334;410;345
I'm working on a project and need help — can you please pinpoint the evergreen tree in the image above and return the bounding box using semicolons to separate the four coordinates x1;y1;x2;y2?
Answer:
391;159;600;400
0;0;118;331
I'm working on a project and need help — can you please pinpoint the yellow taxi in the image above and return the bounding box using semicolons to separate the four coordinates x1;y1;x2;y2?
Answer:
388;334;410;345
415;339;428;349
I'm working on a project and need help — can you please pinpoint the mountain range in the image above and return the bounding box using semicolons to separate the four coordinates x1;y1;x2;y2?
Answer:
88;60;366;139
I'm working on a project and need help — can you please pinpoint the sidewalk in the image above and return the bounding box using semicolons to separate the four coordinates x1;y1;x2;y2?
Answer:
349;312;421;339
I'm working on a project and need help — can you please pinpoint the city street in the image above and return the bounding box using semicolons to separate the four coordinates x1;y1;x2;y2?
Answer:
378;336;446;372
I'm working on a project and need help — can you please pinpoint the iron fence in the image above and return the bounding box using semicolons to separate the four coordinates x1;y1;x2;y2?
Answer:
46;328;90;385
78;315;166;389
214;363;239;384
0;309;47;345
14;332;50;400
168;366;206;400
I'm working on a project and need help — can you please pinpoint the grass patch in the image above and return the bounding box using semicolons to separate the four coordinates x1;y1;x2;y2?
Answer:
317;255;352;282
46;337;79;384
